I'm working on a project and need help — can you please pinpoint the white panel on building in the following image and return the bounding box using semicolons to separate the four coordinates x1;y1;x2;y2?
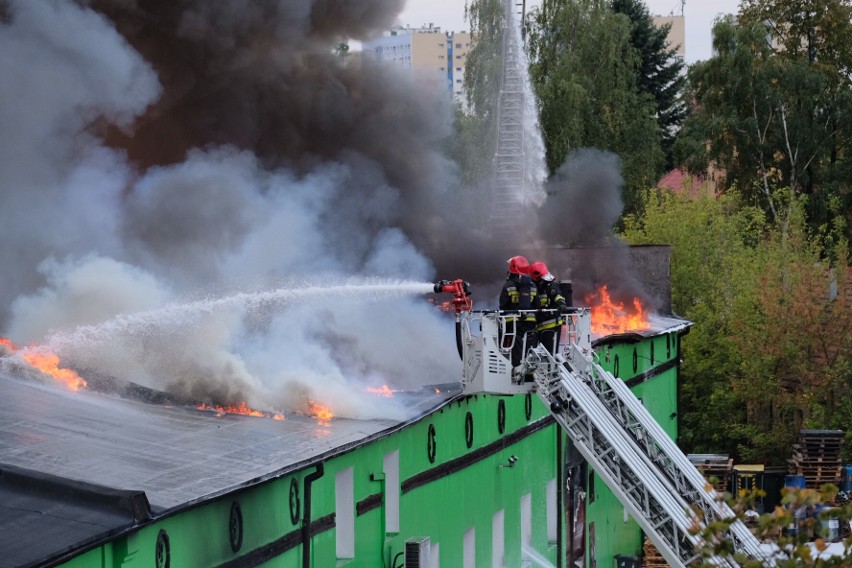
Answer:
429;541;440;568
463;527;475;568
521;493;532;546
384;450;400;533
492;509;505;568
546;479;557;542
335;467;355;558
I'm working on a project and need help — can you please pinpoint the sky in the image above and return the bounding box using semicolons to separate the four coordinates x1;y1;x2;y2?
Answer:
396;0;743;64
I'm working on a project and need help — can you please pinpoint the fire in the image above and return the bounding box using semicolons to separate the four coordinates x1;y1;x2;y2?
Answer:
584;285;650;335
307;401;334;422
367;384;395;398
196;401;284;420
1;337;88;391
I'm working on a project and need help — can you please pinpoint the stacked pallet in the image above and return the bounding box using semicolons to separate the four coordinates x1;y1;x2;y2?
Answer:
642;537;669;568
688;454;733;494
788;429;844;489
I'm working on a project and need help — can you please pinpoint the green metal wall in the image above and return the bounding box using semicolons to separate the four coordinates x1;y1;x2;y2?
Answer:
57;393;562;568
56;331;684;568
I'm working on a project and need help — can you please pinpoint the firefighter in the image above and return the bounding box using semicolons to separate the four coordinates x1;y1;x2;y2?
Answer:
499;255;537;375
529;261;570;355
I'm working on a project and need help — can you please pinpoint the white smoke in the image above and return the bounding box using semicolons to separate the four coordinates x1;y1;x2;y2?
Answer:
0;0;161;321
0;0;459;419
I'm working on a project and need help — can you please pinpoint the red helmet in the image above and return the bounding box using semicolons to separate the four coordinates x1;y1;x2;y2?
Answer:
506;255;529;275
529;261;555;282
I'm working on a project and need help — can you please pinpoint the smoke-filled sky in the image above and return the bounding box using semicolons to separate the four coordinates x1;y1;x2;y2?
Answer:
0;0;640;418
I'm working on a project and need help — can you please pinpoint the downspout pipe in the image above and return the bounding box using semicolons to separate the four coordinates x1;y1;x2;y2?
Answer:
302;463;325;568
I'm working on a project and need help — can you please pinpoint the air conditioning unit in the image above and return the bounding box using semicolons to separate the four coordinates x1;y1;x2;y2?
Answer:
404;537;431;568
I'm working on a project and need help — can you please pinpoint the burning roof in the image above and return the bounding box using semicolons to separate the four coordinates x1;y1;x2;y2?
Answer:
0;371;455;512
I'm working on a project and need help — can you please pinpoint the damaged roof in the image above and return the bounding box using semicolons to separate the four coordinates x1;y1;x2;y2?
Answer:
0;372;456;567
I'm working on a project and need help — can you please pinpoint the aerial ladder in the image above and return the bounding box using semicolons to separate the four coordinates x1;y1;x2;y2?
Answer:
433;280;771;568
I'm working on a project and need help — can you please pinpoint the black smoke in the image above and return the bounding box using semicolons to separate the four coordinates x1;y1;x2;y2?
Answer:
0;0;652;416
536;148;655;308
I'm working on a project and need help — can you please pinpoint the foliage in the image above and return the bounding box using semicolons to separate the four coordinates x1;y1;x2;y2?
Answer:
622;190;852;463
451;0;506;188
674;1;852;240
611;0;686;169
525;0;664;216
693;486;852;566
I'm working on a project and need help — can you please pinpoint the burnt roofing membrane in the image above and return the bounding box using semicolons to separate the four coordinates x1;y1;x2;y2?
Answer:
0;371;459;567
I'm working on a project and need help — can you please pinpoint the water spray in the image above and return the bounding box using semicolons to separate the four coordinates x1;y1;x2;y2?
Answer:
46;280;436;352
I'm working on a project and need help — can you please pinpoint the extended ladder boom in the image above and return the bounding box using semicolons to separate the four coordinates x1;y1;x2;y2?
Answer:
562;343;769;562
453;310;770;566
526;345;761;568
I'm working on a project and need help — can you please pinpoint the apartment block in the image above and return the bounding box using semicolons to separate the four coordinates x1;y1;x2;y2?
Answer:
653;15;685;61
364;25;472;103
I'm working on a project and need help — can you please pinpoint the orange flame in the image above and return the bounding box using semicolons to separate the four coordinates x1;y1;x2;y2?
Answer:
367;384;395;398
584;285;650;335
1;337;88;391
307;401;333;422
196;401;284;420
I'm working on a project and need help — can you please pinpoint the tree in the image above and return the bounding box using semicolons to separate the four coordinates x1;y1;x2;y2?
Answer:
451;0;505;188
525;0;664;216
622;189;852;464
674;2;852;240
611;0;686;169
622;190;765;456
694;485;852;566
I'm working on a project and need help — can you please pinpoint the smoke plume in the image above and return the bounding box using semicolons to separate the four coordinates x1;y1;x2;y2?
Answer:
0;0;465;419
535;148;656;308
0;0;652;418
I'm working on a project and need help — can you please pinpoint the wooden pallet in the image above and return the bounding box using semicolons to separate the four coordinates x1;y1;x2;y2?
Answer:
689;454;732;494
788;429;845;489
642;538;669;568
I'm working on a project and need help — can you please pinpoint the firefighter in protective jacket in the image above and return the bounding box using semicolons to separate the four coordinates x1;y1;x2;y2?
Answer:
499;256;537;373
529;261;570;355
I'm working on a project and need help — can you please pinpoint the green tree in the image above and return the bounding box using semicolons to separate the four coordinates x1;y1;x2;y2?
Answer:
727;203;852;462
674;2;852;239
611;0;686;169
622;189;764;456
694;486;852;566
525;0;664;216
623;189;852;464
451;0;505;187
